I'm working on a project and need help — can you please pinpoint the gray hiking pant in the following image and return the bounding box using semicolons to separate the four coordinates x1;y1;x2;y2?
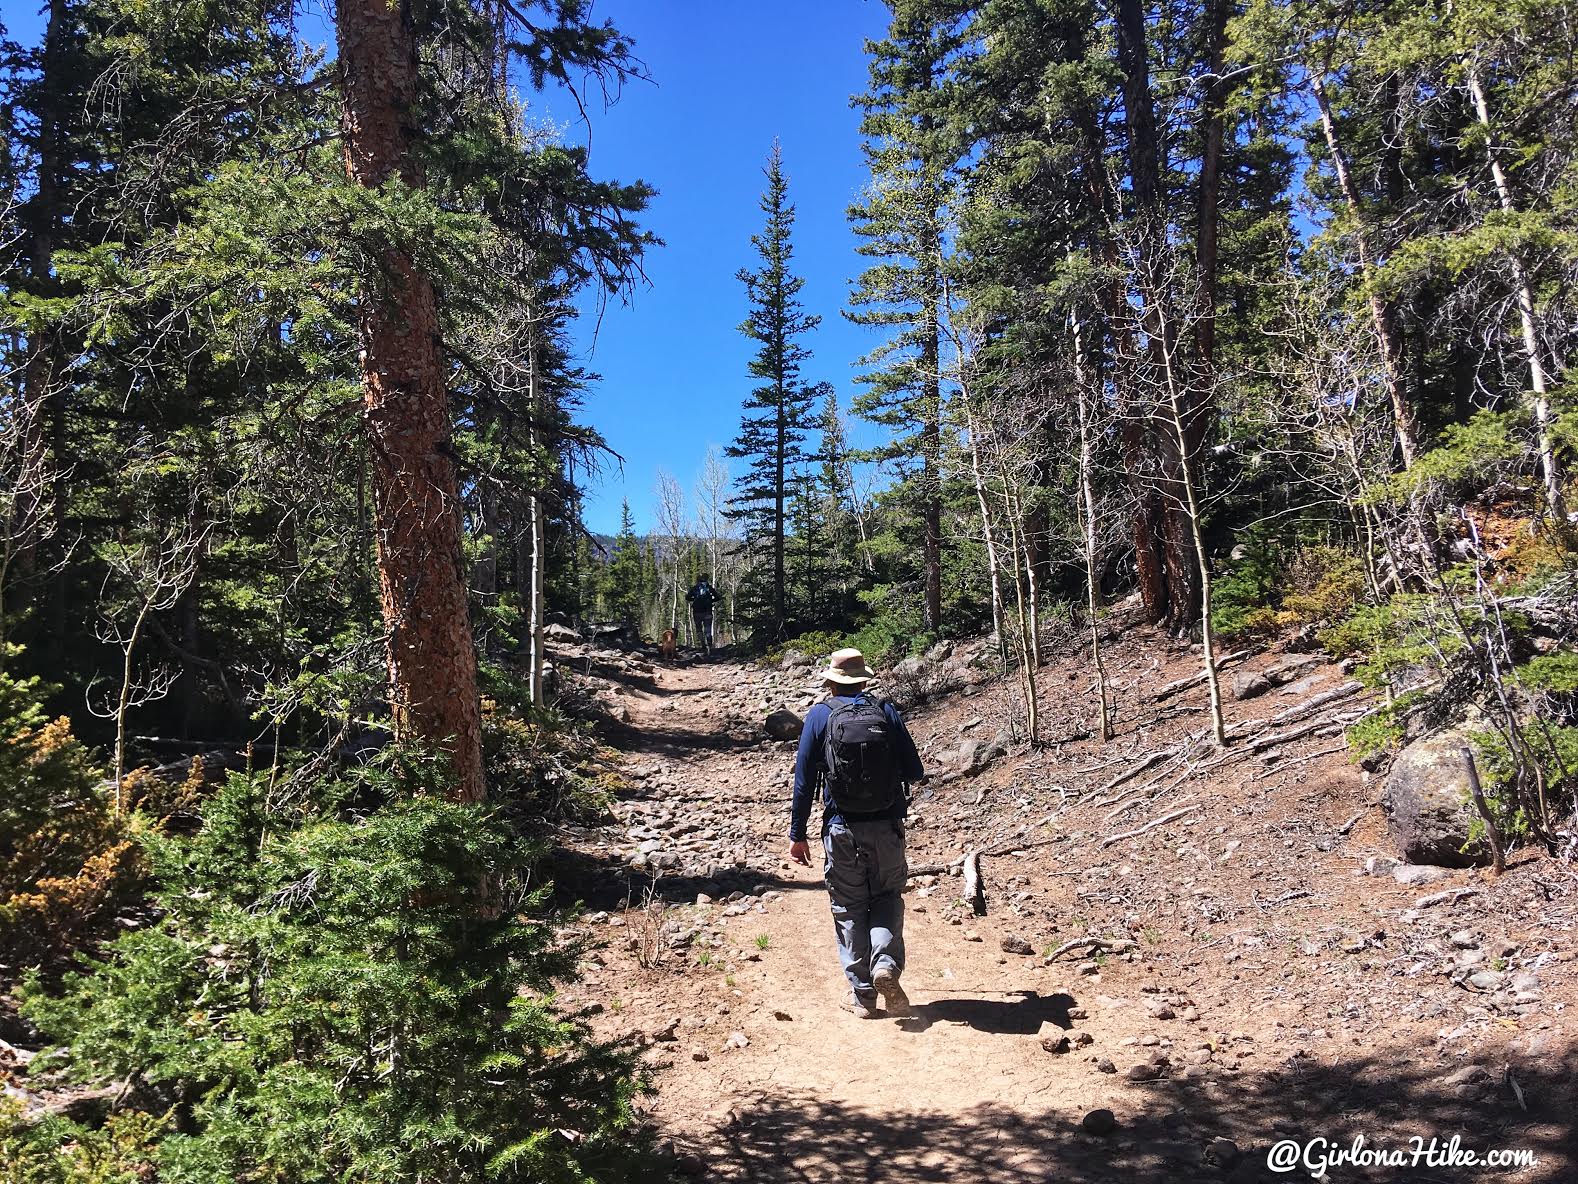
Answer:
822;816;906;1000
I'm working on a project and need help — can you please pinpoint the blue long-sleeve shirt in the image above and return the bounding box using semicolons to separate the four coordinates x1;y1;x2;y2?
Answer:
789;694;924;841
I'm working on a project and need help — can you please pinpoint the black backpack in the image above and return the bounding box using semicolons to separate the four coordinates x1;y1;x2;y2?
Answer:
822;696;902;815
691;581;715;610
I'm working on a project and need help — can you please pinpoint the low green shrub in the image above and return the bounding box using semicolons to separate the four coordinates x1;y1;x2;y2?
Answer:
0;1097;164;1184
0;655;145;971
20;751;653;1184
764;630;847;667
1213;540;1367;643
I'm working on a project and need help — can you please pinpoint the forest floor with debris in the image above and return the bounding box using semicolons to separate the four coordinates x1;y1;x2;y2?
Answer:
545;615;1578;1182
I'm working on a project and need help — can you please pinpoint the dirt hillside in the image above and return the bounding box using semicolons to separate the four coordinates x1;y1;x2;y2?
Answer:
545;625;1577;1183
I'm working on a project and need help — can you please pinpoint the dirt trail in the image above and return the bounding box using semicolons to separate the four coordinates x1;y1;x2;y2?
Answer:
558;652;1576;1183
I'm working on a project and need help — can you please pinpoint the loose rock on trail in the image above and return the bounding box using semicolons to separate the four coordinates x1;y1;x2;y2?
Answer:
548;629;1576;1183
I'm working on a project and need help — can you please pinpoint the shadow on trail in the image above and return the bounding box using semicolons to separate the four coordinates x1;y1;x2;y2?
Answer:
597;717;766;758
685;1049;1578;1183
898;990;1074;1036
546;845;824;913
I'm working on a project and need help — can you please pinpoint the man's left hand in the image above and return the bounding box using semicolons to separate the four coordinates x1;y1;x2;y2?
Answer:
788;840;811;866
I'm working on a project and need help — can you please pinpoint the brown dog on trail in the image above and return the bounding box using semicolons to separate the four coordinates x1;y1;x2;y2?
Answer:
659;628;678;661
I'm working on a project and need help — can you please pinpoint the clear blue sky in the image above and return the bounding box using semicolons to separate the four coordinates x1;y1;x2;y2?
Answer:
544;1;893;536
3;0;894;537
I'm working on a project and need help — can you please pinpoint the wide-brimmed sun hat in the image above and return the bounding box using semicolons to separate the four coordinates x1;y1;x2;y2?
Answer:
819;647;876;686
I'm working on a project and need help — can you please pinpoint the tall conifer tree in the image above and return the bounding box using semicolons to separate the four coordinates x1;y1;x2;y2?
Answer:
728;142;822;636
848;0;966;635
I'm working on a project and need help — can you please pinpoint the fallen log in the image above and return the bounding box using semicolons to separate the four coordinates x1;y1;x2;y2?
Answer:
1097;748;1176;795
1335;808;1366;835
1147;649;1254;701
906;859;962;879
1248;717;1334;753
1044;935;1138;961
1266;680;1364;727
1414;887;1482;909
1260;888;1312;907
1262;743;1352;772
1101;803;1202;847
962;850;986;916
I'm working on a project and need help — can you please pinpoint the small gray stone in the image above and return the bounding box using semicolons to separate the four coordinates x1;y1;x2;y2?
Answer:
764;710;804;741
1041;1035;1071;1054
1509;971;1541;993
1442;1064;1492;1088
1096;1057;1117;1074
724;1030;750;1050
1392;863;1451;886
1464;969;1505;992
1126;1061;1164;1081
1001;936;1035;956
1206;1137;1241;1168
1082;1108;1117;1135
1232;670;1273;700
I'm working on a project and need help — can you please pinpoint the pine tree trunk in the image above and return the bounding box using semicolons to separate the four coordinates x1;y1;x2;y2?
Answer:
1108;6;1178;624
525;318;547;705
1464;60;1564;521
336;0;484;802
18;0;69;624
1005;489;1039;746
1194;0;1231;372
1071;308;1113;742
774;397;786;632
922;307;944;634
1311;73;1420;470
1157;312;1227;746
961;398;1007;657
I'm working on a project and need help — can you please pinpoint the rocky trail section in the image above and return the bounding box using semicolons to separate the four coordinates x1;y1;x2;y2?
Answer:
545;629;1577;1183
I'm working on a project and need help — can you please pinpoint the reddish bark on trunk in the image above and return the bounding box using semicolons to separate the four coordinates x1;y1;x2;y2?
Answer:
336;0;485;802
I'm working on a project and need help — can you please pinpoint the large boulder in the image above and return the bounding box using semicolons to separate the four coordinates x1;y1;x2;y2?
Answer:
956;728;1010;774
1383;730;1490;867
1231;669;1273;701
1232;655;1322;701
764;710;804;741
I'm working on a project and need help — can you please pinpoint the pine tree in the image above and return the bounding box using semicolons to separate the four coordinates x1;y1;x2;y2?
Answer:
811;387;864;620
334;0;485;800
727;142;822;637
603;499;645;627
848;0;967;635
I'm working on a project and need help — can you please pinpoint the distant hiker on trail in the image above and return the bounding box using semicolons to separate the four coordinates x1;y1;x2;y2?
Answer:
686;576;717;654
789;648;924;1019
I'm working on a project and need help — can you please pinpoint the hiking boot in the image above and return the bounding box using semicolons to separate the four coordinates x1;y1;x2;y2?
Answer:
847;991;879;1019
872;966;910;1017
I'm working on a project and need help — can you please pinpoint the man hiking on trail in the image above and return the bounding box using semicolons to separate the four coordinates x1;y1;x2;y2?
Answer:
788;648;925;1018
686;576;717;655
